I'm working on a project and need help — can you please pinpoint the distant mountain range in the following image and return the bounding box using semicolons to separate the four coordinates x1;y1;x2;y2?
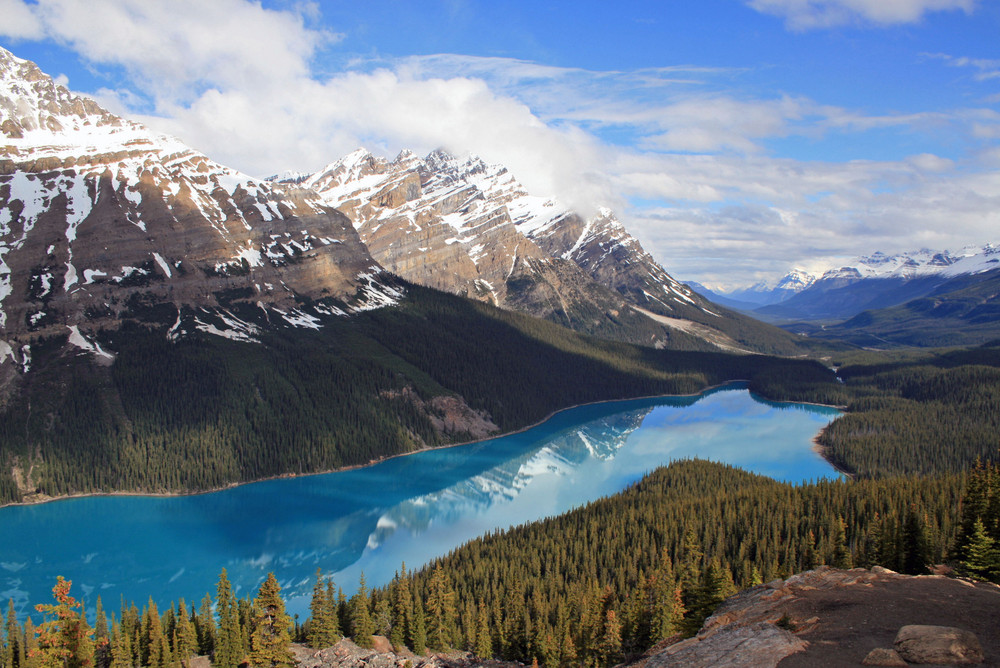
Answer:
689;245;1000;323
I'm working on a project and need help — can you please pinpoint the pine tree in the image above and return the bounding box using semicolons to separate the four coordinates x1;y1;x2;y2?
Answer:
214;570;241;668
174;600;196;667
248;573;293;668
307;570;337;649
900;506;932;575
33;577;94;668
411;598;426;656
93;598;110;668
143;599;170;668
22;619;38;668
5;600;20;668
349;575;374;649
830;516;852;569
425;566;456;650
389;567;411;651
474;603;491;659
961;518;1000;582
597;610;623;667
109;618;131;668
372;599;391;640
196;594;215;657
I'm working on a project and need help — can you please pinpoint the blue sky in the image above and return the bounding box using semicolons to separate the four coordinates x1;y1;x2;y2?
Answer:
2;0;998;288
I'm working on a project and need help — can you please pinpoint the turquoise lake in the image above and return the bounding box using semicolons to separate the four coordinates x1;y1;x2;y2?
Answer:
0;385;840;619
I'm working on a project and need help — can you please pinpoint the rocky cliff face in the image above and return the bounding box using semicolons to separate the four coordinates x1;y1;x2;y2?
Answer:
0;47;399;376
287;148;737;349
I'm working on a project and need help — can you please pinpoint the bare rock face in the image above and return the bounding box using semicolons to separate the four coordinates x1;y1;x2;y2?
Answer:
647;621;807;667
289;148;725;349
0;46;399;379
894;625;985;665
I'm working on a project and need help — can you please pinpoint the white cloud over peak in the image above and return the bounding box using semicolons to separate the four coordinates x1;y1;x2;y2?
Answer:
747;0;977;29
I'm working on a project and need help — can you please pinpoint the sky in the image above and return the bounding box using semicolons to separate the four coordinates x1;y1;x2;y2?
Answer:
1;0;998;289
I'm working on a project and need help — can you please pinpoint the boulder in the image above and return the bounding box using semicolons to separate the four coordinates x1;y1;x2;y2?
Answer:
861;647;908;666
646;621;807;667
893;625;984;665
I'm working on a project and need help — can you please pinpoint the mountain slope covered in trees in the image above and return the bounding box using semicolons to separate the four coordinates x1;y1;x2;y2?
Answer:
0;282;839;505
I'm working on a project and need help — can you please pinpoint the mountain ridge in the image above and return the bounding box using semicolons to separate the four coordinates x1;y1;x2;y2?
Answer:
284;146;808;354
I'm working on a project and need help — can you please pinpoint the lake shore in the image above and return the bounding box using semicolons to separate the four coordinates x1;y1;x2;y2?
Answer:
1;379;844;509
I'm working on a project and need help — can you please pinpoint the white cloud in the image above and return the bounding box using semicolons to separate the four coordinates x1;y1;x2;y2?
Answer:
747;0;977;30
924;52;1000;82
0;0;44;39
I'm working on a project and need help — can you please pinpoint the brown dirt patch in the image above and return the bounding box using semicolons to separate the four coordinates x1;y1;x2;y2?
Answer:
778;575;1000;667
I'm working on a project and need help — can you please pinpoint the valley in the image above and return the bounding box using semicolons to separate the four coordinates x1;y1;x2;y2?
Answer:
0;25;998;668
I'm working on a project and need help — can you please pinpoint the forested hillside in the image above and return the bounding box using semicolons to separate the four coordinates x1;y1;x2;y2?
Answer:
378;459;970;666
0;283;838;505
817;344;1000;477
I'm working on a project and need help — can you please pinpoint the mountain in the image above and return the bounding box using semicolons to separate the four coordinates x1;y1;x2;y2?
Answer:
756;245;999;323
285;149;809;354
0;45;839;504
0;46;402;369
787;267;1000;348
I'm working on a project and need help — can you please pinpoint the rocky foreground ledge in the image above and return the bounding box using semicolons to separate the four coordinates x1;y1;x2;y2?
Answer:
637;566;1000;667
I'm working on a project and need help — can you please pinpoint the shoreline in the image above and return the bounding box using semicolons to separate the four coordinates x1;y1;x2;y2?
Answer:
811;432;855;479
1;380;847;509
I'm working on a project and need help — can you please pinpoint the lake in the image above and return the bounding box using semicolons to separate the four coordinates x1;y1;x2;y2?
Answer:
0;384;840;619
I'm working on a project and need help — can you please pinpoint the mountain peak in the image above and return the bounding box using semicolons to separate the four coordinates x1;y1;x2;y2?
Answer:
0;47;394;349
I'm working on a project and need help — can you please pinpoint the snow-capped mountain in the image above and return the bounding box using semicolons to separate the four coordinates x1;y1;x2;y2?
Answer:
817;246;999;282
0;46;399;369
283;148;773;351
757;245;1000;323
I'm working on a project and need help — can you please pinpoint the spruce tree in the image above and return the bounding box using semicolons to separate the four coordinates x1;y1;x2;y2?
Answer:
109;618;131;668
961;518;1000;582
830;516;852;569
174;600;196;667
307;570;337;649
196;594;215;657
425;566;456;650
474;603;491;659
5;600;19;668
411;598;426;656
597;610;623;667
248;573;293;668
389;567;411;650
22;619;38;668
349;575;374;649
214;569;241;668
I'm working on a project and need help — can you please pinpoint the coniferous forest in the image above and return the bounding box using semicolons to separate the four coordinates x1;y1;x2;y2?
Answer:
0;283;838;505
2;287;1000;668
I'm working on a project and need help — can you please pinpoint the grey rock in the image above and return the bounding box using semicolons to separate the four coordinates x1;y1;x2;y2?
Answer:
645;621;807;667
894;625;984;665
861;647;908;666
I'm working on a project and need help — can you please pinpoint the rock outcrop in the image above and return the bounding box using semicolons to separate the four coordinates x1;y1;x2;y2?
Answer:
291;638;521;668
634;566;1000;667
893;625;985;665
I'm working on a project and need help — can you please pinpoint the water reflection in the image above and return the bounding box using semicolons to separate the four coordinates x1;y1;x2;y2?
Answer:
0;386;838;619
